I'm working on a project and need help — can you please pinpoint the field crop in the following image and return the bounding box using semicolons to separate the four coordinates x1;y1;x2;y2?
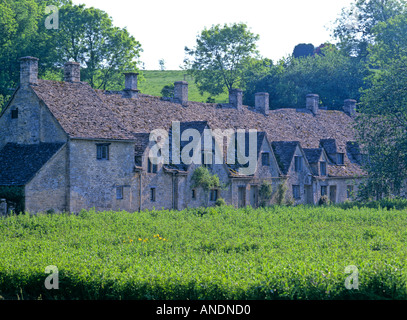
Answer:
0;205;407;300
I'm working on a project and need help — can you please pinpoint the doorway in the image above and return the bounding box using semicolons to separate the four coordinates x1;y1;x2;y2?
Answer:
250;185;259;208
329;185;337;204
238;187;246;208
305;185;314;204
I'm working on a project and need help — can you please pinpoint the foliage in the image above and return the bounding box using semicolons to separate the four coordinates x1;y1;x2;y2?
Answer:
293;43;315;58
1;206;407;300
160;82;174;98
184;23;260;96
332;0;406;58
259;181;273;207
158;59;166;71
319;195;331;206
356;10;407;199
244;45;365;109
274;182;288;206
190;167;220;191
0;186;25;214
215;198;226;207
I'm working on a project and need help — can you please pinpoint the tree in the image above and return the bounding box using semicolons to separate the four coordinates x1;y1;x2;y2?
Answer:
293;43;315;58
53;3;142;90
184;22;260;96
332;0;406;58
356;11;407;198
158;59;166;71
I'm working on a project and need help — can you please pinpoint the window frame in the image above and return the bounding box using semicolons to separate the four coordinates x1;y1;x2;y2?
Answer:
192;189;196;200
209;189;218;202
320;161;327;176
116;186;124;200
294;156;303;172
150;188;156;202
292;185;301;200
261;152;270;166
96;143;110;160
337;153;345;165
11;108;18;119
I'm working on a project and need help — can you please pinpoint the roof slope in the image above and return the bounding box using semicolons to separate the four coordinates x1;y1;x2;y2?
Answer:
0;143;65;186
28;80;365;177
272;141;300;175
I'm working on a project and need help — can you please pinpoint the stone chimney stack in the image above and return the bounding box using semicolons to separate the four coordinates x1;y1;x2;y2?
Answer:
174;81;188;106
255;92;269;115
20;56;39;86
343;99;357;117
64;61;81;82
229;89;243;110
306;94;319;115
123;73;139;99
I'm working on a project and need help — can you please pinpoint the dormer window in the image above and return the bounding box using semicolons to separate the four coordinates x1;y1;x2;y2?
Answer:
11;108;18;119
320;161;327;176
261;152;270;166
337;153;345;165
294;156;303;172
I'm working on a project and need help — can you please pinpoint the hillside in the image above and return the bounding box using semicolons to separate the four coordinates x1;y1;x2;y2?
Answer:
138;70;229;103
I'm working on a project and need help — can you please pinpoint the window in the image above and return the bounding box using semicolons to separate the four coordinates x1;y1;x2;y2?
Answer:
262;152;270;166
294;156;302;172
320;161;327;176
148;157;158;173
96;144;109;160
11;108;18;119
116;186;123;200
347;185;354;199
135;156;142;167
150;188;156;202
293;185;301;199
337;153;345;165
209;189;218;202
192;189;196;199
321;186;328;197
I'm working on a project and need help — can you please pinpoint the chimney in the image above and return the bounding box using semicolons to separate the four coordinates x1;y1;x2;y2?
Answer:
123;73;139;98
19;56;39;86
306;94;319;115
64;61;81;82
255;92;269;115
343;99;357;117
174;81;188;106
229;89;243;110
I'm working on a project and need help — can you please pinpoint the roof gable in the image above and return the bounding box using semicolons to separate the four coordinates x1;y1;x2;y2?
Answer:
0;143;65;186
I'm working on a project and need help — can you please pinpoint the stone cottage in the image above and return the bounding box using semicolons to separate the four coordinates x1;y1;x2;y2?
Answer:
0;57;366;214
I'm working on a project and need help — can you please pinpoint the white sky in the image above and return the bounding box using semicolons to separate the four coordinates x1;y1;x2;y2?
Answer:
71;0;354;70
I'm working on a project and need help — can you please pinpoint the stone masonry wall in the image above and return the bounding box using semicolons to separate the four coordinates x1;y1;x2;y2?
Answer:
25;144;68;213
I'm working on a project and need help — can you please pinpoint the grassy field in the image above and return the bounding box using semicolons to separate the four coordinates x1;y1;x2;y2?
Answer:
138;70;229;103
0;205;407;300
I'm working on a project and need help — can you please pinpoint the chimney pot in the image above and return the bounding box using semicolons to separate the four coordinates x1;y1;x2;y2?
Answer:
229;89;243;110
344;99;357;117
306;94;319;115
64;61;81;82
19;56;39;85
174;81;188;106
255;92;269;115
123;73;139;98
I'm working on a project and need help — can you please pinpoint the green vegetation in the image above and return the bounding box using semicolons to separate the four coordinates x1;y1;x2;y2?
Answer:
138;70;228;103
1;205;407;300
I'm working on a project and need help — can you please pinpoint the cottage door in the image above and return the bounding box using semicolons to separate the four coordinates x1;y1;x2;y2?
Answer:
329;186;337;204
250;186;259;208
305;185;314;204
238;187;246;208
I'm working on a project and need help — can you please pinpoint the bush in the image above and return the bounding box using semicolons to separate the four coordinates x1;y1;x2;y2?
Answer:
215;198;226;207
161;83;174;98
319;195;330;206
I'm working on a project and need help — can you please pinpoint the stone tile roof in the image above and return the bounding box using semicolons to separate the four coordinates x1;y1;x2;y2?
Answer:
0;143;65;186
303;148;323;164
271;141;300;175
30;80;366;177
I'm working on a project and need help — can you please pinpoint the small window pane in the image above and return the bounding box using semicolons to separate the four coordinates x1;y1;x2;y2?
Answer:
192;189;196;199
294;156;302;172
320;162;327;176
151;188;156;202
337;153;345;165
262;153;270;166
11;109;18;119
116;186;123;200
293;185;300;199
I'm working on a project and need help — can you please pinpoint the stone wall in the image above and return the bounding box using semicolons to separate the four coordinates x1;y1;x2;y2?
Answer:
0;87;67;150
68;139;137;213
25;144;68;213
